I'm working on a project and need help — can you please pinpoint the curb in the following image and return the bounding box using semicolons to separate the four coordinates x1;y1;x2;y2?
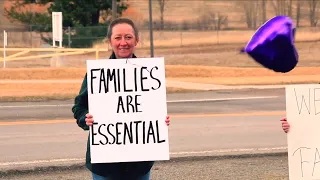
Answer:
0;150;288;177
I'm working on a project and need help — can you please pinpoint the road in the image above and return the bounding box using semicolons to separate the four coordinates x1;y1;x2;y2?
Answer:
0;88;289;173
2;154;289;180
0;88;285;120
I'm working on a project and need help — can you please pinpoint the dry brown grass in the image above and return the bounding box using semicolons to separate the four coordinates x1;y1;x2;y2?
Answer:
1;66;320;80
4;41;320;70
170;76;320;85
5;28;320;49
0;82;202;101
135;30;320;48
165;65;320;78
166;66;320;85
0;68;86;80
0;83;80;97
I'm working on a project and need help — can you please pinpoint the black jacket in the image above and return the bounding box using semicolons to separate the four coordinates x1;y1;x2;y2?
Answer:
71;52;154;179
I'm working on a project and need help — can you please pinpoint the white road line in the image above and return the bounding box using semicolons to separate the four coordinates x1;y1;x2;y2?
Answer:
166;96;279;103
0;147;287;166
169;147;287;155
0;96;279;109
0;104;72;108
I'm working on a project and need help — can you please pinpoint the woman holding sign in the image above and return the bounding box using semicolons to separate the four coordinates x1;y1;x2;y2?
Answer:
72;17;170;180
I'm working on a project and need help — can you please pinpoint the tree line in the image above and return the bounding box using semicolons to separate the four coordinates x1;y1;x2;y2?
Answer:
3;0;319;48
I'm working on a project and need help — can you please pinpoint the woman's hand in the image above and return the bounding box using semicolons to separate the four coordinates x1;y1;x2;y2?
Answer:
85;113;94;126
165;115;170;126
280;117;290;133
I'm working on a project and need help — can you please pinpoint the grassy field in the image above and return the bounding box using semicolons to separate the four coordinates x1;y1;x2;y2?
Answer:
2;0;320;102
1;28;320;101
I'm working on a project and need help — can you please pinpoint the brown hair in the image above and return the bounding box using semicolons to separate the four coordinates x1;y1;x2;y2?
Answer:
107;18;139;40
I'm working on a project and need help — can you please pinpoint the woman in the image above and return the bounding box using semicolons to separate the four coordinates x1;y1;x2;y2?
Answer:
280;117;290;133
72;17;171;180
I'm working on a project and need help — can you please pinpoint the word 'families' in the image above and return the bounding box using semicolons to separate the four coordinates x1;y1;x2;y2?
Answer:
90;67;161;94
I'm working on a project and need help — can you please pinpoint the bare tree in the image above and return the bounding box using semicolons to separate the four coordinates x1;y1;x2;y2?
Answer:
261;0;267;23
271;0;293;16
287;0;293;17
157;0;166;30
0;0;4;25
296;0;302;27
237;1;260;29
308;0;318;27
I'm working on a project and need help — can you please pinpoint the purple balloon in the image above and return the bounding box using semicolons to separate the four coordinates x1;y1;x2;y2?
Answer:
241;16;298;73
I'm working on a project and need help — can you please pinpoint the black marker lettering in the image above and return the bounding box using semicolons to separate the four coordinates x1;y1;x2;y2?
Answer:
117;96;125;113
140;67;149;91
98;124;108;145
156;120;166;143
135;95;142;112
115;122;122;145
91;121;166;145
134;68;138;91
106;68;116;93
107;124;115;144
126;95;134;113
135;121;142;144
117;69;121;92
123;122;133;145
90;68;100;94
91;122;99;145
150;66;161;90
123;68;133;92
147;121;156;143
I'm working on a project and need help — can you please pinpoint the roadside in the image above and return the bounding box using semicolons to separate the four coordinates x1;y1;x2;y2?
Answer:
0;78;290;102
0;153;289;180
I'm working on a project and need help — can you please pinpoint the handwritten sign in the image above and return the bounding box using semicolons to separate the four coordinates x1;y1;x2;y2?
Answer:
286;84;320;179
86;57;170;163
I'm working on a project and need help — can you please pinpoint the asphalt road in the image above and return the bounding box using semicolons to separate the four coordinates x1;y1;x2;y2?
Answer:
0;88;285;121
0;88;289;175
1;154;289;180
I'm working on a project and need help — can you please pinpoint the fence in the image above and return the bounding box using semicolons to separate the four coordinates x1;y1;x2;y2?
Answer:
1;24;320;50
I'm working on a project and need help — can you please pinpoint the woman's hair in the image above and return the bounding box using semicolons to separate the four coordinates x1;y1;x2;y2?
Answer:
107;18;139;40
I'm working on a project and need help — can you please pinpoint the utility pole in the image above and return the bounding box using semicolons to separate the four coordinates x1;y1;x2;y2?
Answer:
148;0;154;57
112;0;117;20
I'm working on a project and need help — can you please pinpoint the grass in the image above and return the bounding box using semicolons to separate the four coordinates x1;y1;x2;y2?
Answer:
171;76;320;85
1;31;320;101
3;40;320;69
1;65;320;102
0;82;203;102
1;65;320;80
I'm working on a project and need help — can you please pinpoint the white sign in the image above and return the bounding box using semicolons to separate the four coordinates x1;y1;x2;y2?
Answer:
86;57;170;163
286;84;320;180
52;12;63;47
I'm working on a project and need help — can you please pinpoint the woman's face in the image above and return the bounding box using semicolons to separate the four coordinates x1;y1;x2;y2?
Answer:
109;23;138;59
